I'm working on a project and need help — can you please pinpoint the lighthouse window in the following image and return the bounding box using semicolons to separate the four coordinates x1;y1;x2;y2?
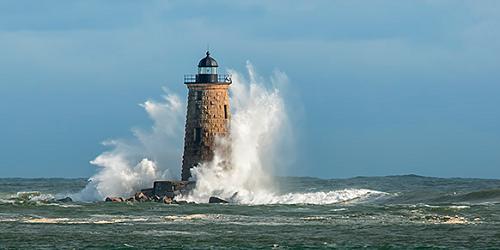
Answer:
198;67;217;74
194;128;201;144
196;91;202;101
224;105;228;119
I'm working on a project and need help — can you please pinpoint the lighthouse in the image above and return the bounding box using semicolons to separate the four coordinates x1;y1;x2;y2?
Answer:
181;51;232;181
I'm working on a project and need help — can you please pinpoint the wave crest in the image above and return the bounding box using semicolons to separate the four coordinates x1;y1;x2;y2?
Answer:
181;188;386;205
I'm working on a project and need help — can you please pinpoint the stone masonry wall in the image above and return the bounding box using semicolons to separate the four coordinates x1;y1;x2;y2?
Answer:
181;83;231;181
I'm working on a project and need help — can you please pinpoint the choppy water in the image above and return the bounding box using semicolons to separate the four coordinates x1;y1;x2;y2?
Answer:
1;175;500;249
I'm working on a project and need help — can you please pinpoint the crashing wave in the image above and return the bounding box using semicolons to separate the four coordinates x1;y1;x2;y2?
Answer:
180;188;387;205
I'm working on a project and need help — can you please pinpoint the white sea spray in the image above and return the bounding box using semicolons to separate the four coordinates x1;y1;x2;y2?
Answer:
73;91;185;201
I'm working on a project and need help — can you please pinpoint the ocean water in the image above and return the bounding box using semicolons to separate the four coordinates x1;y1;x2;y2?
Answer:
1;175;500;249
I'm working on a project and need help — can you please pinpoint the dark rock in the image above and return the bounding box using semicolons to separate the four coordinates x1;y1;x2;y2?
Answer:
152;195;161;202
105;197;124;202
125;197;135;202
56;197;73;202
209;196;229;204
176;200;188;205
154;181;175;197
134;192;149;202
175;181;195;191
164;192;175;198
140;188;154;198
163;196;173;204
132;180;197;203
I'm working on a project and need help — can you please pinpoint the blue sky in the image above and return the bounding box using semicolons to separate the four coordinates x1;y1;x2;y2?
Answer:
1;0;499;178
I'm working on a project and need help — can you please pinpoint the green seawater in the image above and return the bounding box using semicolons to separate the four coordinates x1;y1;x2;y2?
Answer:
1;176;500;249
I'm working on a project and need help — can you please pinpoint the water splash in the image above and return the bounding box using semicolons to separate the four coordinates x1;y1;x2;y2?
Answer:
181;62;292;204
73;91;185;201
232;189;387;205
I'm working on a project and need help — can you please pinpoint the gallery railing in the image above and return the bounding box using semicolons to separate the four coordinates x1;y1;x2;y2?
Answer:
184;74;232;84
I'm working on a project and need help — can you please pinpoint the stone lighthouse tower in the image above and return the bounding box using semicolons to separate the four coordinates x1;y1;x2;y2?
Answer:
181;51;232;181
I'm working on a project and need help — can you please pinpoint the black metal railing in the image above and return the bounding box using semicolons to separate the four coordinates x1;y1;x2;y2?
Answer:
184;74;196;83
184;74;232;84
218;74;232;83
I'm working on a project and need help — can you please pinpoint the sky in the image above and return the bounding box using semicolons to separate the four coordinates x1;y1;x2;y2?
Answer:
0;0;499;178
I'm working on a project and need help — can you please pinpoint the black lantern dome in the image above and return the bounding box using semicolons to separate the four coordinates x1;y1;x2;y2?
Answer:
198;51;218;67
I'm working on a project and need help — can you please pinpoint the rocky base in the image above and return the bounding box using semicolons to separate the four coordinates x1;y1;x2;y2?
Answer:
105;180;195;204
104;180;232;204
104;195;193;204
